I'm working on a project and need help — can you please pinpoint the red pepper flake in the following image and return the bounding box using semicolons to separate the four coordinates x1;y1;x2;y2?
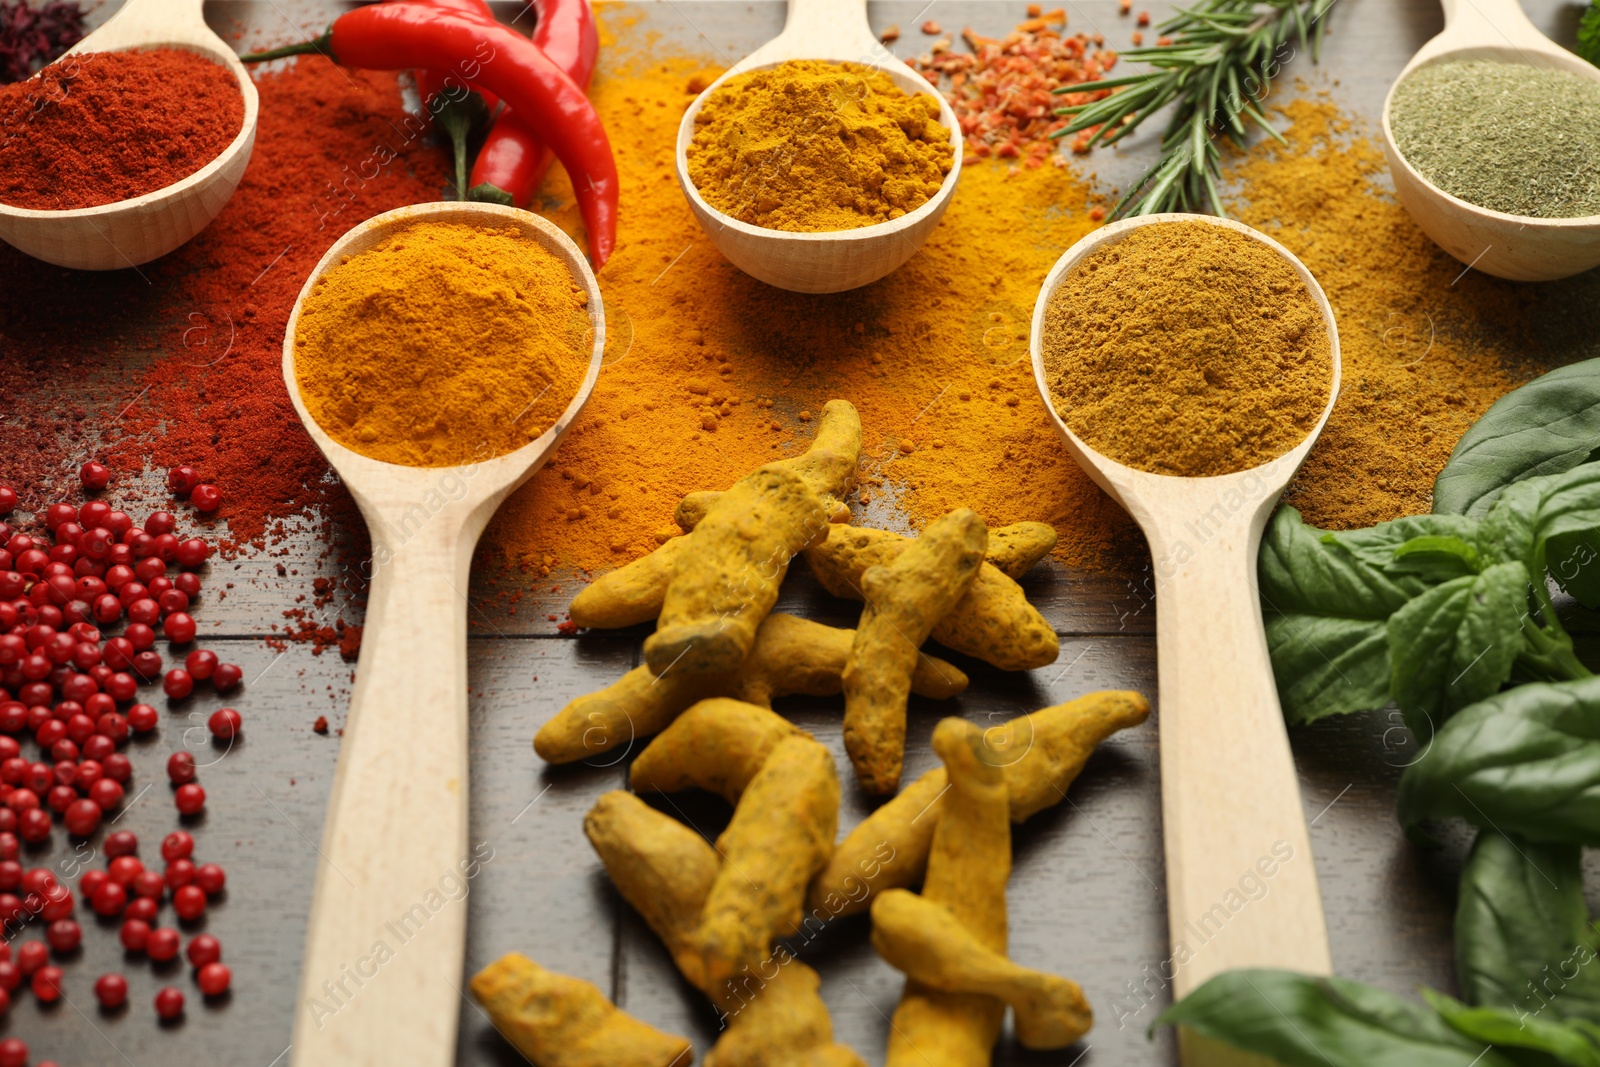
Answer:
1155;36;1173;46
921;19;942;34
1131;31;1143;45
880;24;900;42
1136;10;1151;26
313;716;329;734
1119;0;1132;11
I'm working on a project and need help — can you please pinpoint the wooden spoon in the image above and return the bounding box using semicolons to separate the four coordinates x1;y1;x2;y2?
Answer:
673;0;962;293
1380;0;1600;281
0;0;259;271
280;202;605;1067
1031;214;1339;1064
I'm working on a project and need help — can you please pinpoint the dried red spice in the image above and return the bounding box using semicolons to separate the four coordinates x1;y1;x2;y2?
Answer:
0;49;242;209
909;15;1116;166
0;0;83;85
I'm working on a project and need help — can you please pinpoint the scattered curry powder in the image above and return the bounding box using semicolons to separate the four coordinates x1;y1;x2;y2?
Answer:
481;51;1136;576
1228;96;1600;529
292;220;588;468
1041;221;1331;477
686;59;954;231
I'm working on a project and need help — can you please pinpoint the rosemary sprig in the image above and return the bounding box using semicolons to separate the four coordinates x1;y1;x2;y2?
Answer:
1052;0;1335;219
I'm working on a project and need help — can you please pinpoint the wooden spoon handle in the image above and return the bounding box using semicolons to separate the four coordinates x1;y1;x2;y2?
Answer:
743;0;880;67
1437;0;1547;49
290;525;474;1067
1146;518;1331;1005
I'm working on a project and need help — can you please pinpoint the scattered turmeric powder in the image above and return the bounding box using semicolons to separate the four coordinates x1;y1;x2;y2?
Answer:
292;220;588;468
686;60;953;232
469;952;692;1067
1041;220;1332;478
843;508;987;793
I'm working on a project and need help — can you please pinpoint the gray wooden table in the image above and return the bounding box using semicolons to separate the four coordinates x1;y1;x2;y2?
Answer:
1;0;1588;1064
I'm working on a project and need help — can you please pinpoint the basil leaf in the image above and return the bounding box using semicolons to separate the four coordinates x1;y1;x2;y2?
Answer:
1456;830;1600;1020
1398;676;1600;844
1159;968;1514;1067
1434;360;1600;519
1388;562;1529;737
1259;508;1429;723
1425;990;1600;1067
1325;514;1480;572
1548;530;1600;610
1536;466;1600;549
1391;535;1483;581
1478;479;1544;574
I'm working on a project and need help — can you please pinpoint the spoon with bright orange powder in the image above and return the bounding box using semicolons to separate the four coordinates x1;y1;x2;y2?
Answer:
1032;214;1340;1065
280;201;604;1067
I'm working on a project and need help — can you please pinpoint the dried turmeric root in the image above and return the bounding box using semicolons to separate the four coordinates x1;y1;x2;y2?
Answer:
872;889;1092;1049
983;521;1058;580
805;524;1059;671
569;536;691;630
644;464;830;676
687;734;839;989
886;718;1010;1067
470;952;692;1067
843;508;987;794
677;491;850;532
629;699;802;804
707;961;867;1067
808;690;1150;917
535;614;967;765
572;401;860;633
582;790;865;1067
583;790;719;979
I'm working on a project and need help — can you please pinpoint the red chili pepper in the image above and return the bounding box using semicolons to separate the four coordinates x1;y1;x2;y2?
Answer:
243;4;617;266
468;0;598;208
414;0;500;199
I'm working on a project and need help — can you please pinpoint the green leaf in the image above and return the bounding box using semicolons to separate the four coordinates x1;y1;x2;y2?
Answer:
1258;508;1436;723
1578;1;1600;67
1391;535;1483;581
1548;530;1600;610
1456;830;1600;1021
1326;514;1480;573
1158;968;1514;1067
1388;562;1529;737
1433;360;1600;519
1478;479;1545;574
1425;990;1600;1067
1398;676;1600;844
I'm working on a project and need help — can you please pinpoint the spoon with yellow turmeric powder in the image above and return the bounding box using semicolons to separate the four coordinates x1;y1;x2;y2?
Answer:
278;201;604;1067
1031;215;1340;1062
673;0;962;293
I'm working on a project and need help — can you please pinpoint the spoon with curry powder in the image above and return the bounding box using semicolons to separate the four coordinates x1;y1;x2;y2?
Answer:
672;0;962;293
280;201;604;1067
1379;0;1600;281
1031;214;1340;1066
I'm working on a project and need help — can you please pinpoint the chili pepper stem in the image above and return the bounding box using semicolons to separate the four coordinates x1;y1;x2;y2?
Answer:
467;183;516;207
240;30;334;63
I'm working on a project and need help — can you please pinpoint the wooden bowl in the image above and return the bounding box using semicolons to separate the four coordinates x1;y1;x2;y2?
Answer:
0;0;259;271
673;0;962;294
1380;0;1600;281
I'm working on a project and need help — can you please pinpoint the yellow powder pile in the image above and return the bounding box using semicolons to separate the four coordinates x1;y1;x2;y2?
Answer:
686;59;954;231
1042;221;1331;477
293;221;589;468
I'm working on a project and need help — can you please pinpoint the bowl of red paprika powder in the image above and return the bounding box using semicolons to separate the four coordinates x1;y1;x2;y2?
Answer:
0;0;258;271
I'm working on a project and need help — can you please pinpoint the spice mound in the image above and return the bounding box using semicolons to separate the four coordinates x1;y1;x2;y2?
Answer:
1041;220;1331;478
292;219;589;468
686;59;954;232
0;48;243;210
1389;58;1600;219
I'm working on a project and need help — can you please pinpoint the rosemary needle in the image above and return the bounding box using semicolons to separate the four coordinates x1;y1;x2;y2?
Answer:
1052;0;1335;219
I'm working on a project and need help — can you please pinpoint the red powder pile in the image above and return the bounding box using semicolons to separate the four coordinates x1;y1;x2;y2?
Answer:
0;47;243;209
0;60;450;555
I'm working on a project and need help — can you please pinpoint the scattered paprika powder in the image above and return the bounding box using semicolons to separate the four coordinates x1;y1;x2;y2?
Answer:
292;220;588;467
0;48;242;209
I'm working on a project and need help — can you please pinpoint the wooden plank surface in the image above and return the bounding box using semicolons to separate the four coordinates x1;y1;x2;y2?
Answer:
2;0;1589;1064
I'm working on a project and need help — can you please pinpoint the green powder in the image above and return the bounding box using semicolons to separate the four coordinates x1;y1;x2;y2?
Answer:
1389;58;1600;218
